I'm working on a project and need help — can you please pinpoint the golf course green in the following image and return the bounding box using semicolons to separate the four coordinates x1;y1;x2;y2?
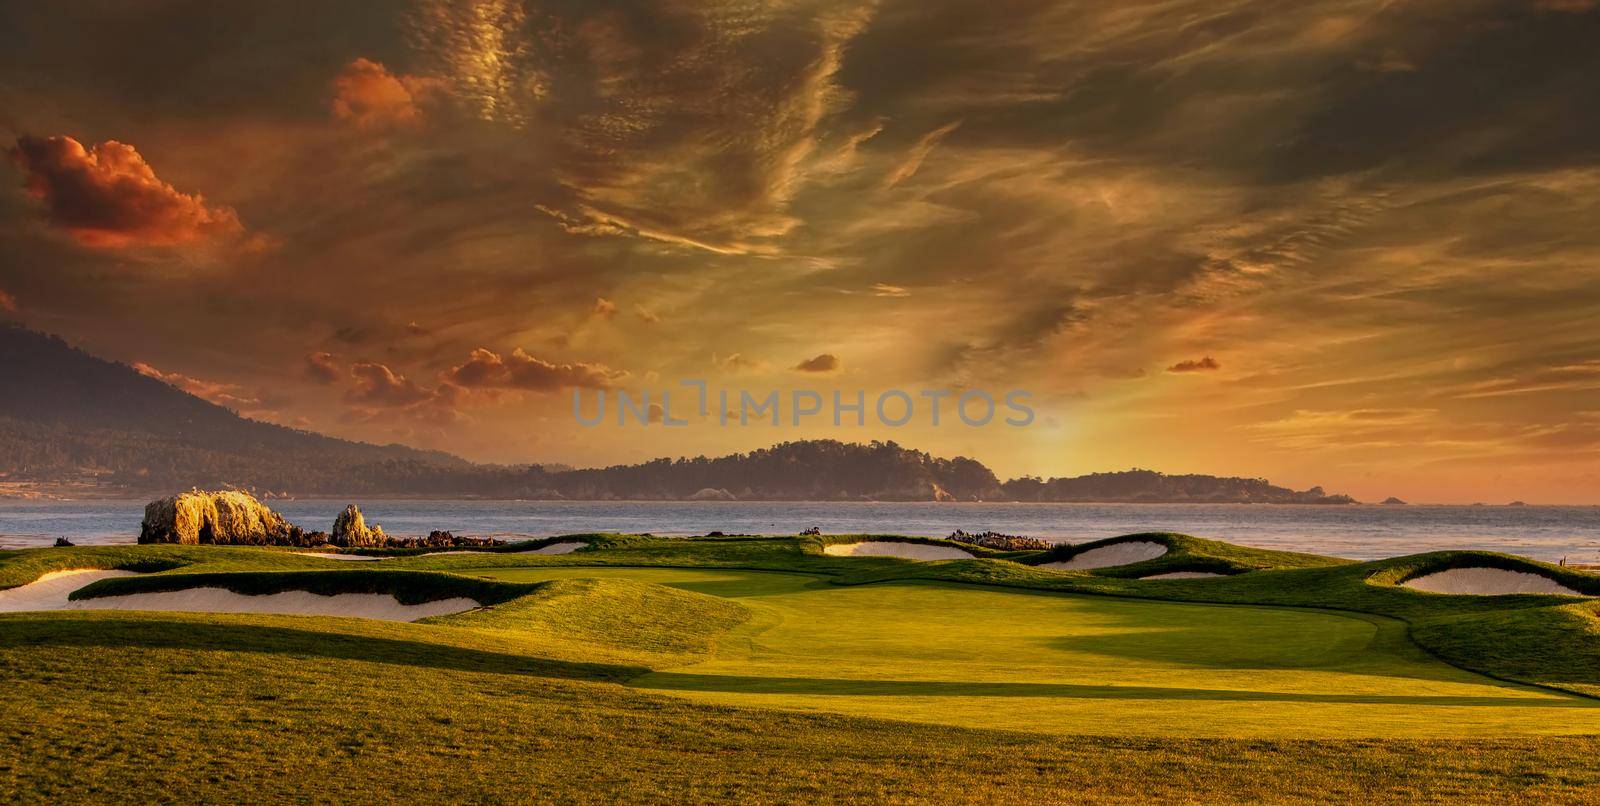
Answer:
3;532;1598;801
475;566;1599;738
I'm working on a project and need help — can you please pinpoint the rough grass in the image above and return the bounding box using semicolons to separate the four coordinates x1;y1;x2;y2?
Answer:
4;611;1600;804
3;534;1600;801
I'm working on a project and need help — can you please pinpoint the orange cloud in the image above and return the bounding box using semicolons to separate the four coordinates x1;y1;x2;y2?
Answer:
330;58;442;129
8;135;243;249
1167;356;1221;373
793;353;841;373
632;303;660;323
0;289;16;313
305;351;341;384
337;360;463;426
592;297;618;318
715;352;767;373
345;362;433;408
134;362;259;409
443;348;624;391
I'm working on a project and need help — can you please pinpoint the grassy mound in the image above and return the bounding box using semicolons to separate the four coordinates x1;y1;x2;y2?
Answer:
1023;532;1349;576
440;577;751;665
1366;551;1600;596
1411;603;1600;698
3;612;1596;801
5;534;1600;799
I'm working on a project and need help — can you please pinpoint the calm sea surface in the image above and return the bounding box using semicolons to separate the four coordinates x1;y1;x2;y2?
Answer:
3;500;1599;562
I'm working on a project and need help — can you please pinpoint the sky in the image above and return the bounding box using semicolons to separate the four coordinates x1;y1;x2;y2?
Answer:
3;0;1599;503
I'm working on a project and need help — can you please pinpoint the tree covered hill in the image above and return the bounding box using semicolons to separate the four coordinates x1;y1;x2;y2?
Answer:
0;326;1353;502
0;325;464;493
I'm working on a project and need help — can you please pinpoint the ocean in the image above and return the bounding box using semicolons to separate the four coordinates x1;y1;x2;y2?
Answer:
3;500;1599;563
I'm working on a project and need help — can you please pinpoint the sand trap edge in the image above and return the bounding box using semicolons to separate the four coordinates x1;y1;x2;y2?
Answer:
822;541;975;561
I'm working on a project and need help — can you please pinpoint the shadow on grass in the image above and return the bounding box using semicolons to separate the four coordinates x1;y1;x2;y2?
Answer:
633;671;1595;707
0;615;641;682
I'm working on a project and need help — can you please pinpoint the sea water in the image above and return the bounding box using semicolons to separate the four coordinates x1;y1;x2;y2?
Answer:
3;500;1599;563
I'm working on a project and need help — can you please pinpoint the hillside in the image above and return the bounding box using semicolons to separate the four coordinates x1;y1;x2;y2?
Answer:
0;326;1353;502
0;326;465;494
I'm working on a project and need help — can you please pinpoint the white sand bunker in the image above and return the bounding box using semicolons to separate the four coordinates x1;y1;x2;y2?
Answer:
1039;541;1168;571
522;541;587;555
1402;567;1591;597
0;569;139;611
292;552;384;562
823;542;974;560
0;568;478;621
68;589;479;621
1139;571;1225;580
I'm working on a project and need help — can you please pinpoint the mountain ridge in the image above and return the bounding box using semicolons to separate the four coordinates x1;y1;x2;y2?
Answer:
0;325;1355;503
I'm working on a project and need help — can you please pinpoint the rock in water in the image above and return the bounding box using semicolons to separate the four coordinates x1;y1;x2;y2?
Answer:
139;490;302;545
331;504;386;548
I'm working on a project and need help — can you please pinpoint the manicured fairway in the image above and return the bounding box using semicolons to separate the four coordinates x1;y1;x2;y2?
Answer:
471;566;1600;738
4;537;1600;801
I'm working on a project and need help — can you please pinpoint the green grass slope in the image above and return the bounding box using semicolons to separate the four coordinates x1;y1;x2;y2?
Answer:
472;566;1600;739
1023;531;1352;576
3;534;1600;801
438;577;751;666
3;610;1597;802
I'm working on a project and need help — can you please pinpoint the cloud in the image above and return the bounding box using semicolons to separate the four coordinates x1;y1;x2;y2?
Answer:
715;353;767;373
442;347;624;391
591;297;617;318
330;58;443;129
344;362;434;408
632;303;660;323
338;361;464;427
1453;360;1600;399
882;121;963;189
305;351;341;385
413;1;877;255
871;283;910;298
1101;366;1149;380
793;353;841;373
0;289;15;313
8;135;243;248
1167;356;1221;373
133;362;260;410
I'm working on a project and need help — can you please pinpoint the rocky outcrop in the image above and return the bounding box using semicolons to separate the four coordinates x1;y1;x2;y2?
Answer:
330;504;385;548
947;530;1052;551
139;490;307;545
383;530;505;549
